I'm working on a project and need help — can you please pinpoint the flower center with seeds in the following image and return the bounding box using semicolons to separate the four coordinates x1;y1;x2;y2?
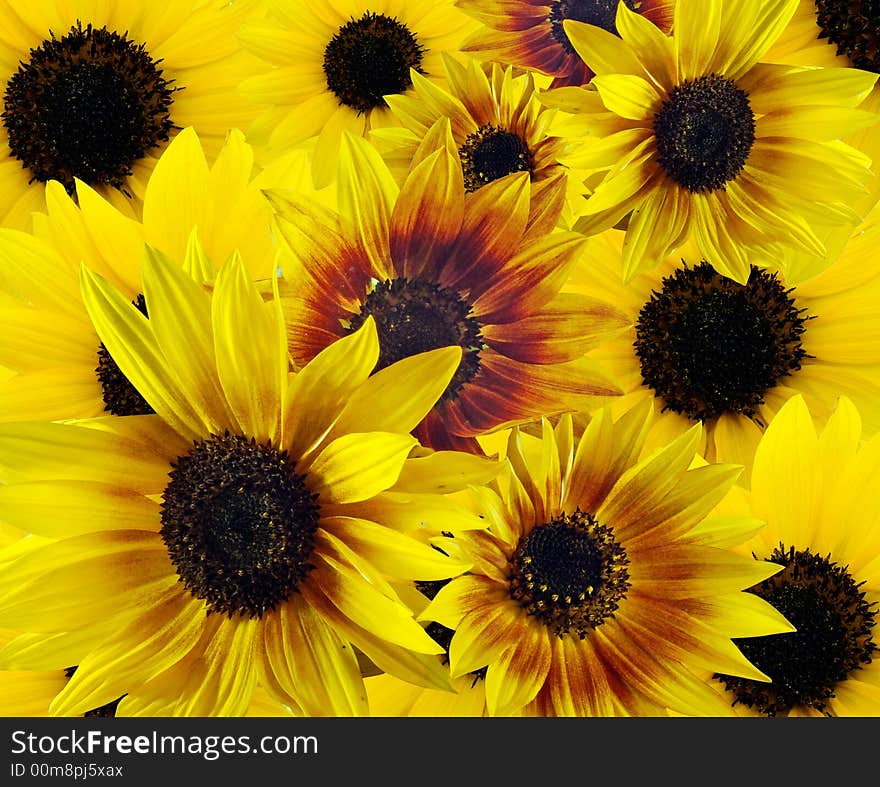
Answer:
348;277;485;402
95;293;155;417
634;262;810;423
815;1;880;72
458;124;534;192
508;510;630;638
715;545;877;717
323;12;425;114
653;74;755;192
2;22;177;196
161;432;320;618
548;0;636;53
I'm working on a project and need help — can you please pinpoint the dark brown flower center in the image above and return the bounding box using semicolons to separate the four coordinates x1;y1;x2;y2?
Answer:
508;510;630;637
2;22;177;196
653;74;755;192
458;125;534;192
161;433;320;618
715;545;877;717
323;12;425;113
634;262;810;423
348;277;484;402
548;1;636;54
815;0;880;72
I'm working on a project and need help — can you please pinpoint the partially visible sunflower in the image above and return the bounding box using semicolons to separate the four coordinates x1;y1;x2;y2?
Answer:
370;54;586;227
567;217;880;482
766;0;880;222
0;250;499;716
237;0;477;188
455;0;674;87
0;0;265;230
769;0;880;71
540;0;879;283
416;403;794;716
267;128;626;452
0;126;290;423
709;394;880;716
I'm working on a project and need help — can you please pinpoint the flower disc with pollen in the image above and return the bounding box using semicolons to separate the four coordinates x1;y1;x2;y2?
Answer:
2;23;176;196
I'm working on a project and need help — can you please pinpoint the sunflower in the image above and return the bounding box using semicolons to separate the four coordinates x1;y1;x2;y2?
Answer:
415;402;794;716
0;0;265;230
540;0;879;284
237;0;478;189
709;394;880;716
769;0;880;70
455;0;674;87
765;0;880;220
268;128;626;452
0;125;295;423
567;218;880;483
369;54;586;227
0;250;502;716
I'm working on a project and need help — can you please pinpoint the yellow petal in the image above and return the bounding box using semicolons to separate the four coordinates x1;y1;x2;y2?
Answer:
308;432;418;504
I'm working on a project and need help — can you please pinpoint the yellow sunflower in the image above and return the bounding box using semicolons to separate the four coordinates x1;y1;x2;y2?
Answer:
709;394;880;716
370;54;586;227
268;128;626;452
567;218;880;482
540;0;879;284
769;0;879;70
765;0;880;222
0;0;264;230
455;0;674;87
0;250;501;716
0;125;298;423
237;0;478;188
416;403;794;716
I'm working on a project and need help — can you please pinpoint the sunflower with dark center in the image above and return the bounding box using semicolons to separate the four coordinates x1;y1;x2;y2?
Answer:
540;0;879;284
0;126;287;424
2;23;176;197
456;0;673;87
237;0;477;188
373;57;584;223
0;250;501;717
323;12;425;114
267;129;626;452
0;0;264;229
808;0;880;72
565;221;880;479
711;395;880;717
413;406;793;716
634;262;810;423
768;0;880;91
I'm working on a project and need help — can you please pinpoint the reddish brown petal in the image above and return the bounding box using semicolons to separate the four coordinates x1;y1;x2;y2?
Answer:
448;350;621;435
439;174;531;294
470;231;588;323
391;148;465;281
482;292;629;363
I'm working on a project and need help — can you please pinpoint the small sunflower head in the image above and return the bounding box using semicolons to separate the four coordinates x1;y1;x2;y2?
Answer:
508;509;631;638
2;22;177;195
